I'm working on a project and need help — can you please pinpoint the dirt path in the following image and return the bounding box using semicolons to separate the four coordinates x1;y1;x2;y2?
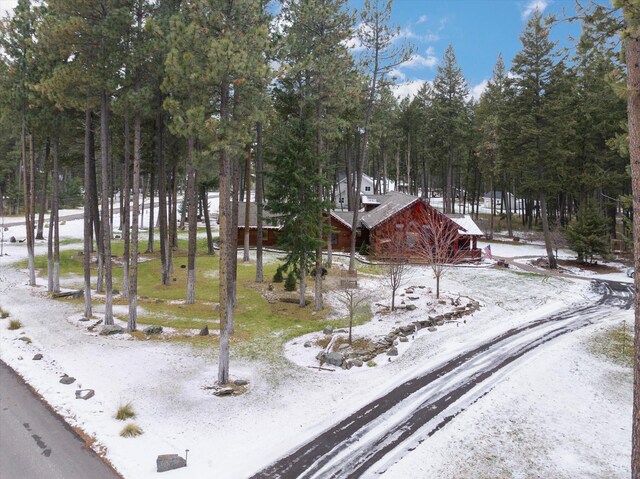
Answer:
250;280;634;478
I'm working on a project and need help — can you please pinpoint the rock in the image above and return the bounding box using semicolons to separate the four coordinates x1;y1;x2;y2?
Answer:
234;379;248;386
334;329;347;333
100;325;124;335
399;336;409;343
75;389;95;400
303;341;312;348
143;325;163;335
406;304;417;311
32;353;43;360
112;289;120;295
387;347;398;356
18;337;30;342
338;343;350;351
428;326;437;332
405;289;414;294
9;236;16;243
324;352;344;367
351;359;364;367
59;375;76;385
408;296;419;301
157;454;187;473
322;326;334;335
213;387;234;397
199;325;209;336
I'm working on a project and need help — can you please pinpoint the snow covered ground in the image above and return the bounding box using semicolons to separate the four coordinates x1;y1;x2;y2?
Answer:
0;201;634;478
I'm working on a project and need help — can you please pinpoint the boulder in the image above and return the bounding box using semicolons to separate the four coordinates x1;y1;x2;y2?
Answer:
406;304;417;311
75;389;95;400
157;454;187;473
234;379;248;386
387;347;398;356
32;353;43;360
428;326;437;332
213;388;234;397
338;343;350;351
303;341;312;348
143;325;163;335
9;236;16;243
100;325;124;335
351;359;364;367
59;375;76;385
199;325;209;336
324;352;344;367
322;326;333;335
399;336;409;343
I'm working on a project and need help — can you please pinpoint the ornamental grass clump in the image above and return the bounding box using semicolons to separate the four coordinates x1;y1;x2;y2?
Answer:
115;402;136;421
8;320;22;330
119;423;143;438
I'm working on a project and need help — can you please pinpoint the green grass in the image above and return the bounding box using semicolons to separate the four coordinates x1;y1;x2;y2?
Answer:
119;423;143;438
8;319;22;330
115;402;136;421
24;238;364;361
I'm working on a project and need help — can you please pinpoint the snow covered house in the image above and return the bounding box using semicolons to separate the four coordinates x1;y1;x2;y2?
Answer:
236;192;482;261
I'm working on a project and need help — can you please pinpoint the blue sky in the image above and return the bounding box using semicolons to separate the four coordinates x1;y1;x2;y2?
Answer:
1;0;582;101
348;0;581;99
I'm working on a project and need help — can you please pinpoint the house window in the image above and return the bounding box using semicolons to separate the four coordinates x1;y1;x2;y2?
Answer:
339;197;344;203
364;186;371;192
331;234;338;246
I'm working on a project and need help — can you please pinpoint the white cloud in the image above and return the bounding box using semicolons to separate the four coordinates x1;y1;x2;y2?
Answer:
417;15;428;24
522;0;549;20
469;80;489;101
403;53;438;69
392;80;428;100
397;26;440;43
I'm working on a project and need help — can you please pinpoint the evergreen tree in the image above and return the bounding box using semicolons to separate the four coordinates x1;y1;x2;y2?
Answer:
432;45;469;214
566;205;610;263
508;12;562;269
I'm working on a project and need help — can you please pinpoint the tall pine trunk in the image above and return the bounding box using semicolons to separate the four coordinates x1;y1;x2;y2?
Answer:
83;109;93;318
201;185;214;254
218;80;231;385
624;28;640;479
36;140;49;241
100;90;114;325
186;137;197;304
243;145;251;262
128;106;141;331
122;112;131;298
47;135;60;293
255;121;264;282
157;109;170;285
147;170;155;252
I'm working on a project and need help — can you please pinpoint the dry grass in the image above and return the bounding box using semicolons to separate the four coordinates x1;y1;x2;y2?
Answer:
115;402;136;421
119;423;143;438
591;322;635;368
8;319;22;330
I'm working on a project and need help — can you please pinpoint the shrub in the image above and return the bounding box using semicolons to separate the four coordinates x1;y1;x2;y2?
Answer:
115;402;136;421
366;360;377;367
0;308;9;319
284;271;297;292
8;320;22;330
273;266;284;283
119;423;143;438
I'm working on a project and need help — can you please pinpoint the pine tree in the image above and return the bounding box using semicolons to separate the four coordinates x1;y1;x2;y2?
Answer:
508;12;561;269
432;45;469;214
566;205;610;263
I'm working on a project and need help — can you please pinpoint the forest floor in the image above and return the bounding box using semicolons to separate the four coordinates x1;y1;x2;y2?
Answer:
0;204;636;479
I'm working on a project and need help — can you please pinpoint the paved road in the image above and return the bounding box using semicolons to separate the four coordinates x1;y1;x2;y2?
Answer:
0;361;120;479
251;280;634;479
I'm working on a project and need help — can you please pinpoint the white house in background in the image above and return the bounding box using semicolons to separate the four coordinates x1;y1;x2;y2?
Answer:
482;191;521;210
335;173;395;210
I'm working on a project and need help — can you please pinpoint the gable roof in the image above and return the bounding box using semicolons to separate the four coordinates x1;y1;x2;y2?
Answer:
331;210;361;229
446;214;483;236
360;191;421;230
236;202;281;229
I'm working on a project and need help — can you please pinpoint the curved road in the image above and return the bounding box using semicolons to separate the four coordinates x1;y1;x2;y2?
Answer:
0;361;120;479
251;280;634;479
